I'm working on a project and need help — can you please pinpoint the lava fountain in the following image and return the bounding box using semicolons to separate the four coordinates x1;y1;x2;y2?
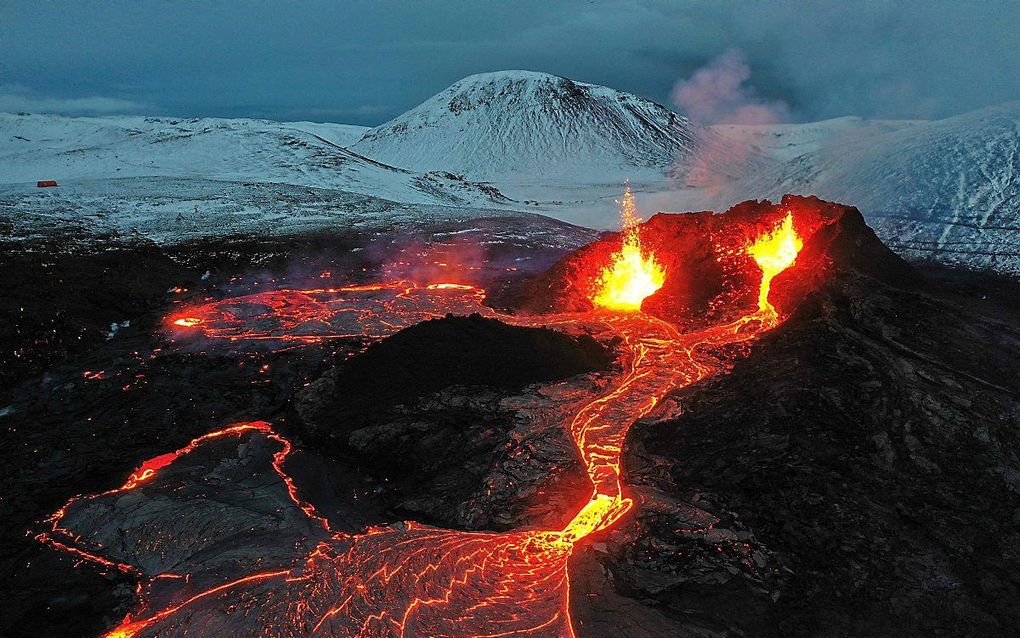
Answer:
748;212;803;318
591;187;665;311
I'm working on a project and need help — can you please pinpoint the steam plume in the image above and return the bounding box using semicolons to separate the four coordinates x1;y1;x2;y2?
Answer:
671;49;789;126
669;49;789;198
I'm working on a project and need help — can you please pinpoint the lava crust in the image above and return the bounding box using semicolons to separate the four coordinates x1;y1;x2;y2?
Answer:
572;201;1020;637
4;198;1019;638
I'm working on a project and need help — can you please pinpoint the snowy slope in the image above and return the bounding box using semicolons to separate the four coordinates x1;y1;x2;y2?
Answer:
286;121;370;147
0;113;509;208
0;177;574;246
350;71;700;180
725;102;1020;273
710;117;921;162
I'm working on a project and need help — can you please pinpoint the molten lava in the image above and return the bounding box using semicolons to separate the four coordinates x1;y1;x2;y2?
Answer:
165;281;491;343
748;212;803;316
591;187;665;311
40;208;811;638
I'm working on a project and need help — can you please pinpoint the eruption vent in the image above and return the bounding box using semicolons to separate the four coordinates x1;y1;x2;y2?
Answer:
42;197;838;638
592;187;666;311
748;212;803;315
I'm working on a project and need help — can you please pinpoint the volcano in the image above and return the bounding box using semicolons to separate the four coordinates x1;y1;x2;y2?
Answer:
2;196;1019;638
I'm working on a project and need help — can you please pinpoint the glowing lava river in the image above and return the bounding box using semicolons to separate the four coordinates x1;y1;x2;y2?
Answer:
37;205;806;637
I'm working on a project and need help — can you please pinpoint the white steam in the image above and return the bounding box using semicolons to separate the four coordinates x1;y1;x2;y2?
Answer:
670;49;789;126
669;50;789;199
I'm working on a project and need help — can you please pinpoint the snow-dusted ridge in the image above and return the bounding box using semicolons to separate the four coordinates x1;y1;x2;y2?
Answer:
0;113;510;209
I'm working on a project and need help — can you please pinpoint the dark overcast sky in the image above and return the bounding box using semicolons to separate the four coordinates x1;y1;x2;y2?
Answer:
2;0;1018;125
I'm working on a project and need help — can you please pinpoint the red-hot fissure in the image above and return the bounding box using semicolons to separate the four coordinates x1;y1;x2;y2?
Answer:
42;210;807;638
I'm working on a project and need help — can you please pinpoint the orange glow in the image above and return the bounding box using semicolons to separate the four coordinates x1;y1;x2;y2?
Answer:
748;212;803;315
558;493;632;544
592;187;665;311
43;212;816;637
164;281;490;343
425;282;475;290
122;452;177;489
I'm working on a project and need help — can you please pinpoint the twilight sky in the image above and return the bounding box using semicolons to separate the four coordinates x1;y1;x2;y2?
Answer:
2;0;1018;125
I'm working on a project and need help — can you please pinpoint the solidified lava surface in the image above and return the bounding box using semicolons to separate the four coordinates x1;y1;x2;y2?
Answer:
322;314;612;425
5;197;1020;638
32;195;819;638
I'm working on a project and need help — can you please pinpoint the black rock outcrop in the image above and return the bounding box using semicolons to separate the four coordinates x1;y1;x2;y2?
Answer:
571;200;1020;637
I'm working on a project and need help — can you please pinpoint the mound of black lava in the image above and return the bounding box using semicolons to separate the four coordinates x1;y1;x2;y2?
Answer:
334;313;610;426
293;313;612;531
569;201;1020;637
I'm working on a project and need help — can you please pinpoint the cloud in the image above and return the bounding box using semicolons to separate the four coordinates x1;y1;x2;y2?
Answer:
1;2;1017;124
670;49;789;126
0;84;149;115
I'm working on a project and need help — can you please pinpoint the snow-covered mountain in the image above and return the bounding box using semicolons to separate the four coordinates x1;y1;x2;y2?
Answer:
350;71;700;180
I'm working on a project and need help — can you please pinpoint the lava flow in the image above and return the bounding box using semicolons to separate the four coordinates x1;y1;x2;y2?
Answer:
40;201;809;638
166;281;493;343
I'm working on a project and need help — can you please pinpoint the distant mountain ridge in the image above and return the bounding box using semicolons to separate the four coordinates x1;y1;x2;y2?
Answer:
0;112;509;208
2;71;1020;274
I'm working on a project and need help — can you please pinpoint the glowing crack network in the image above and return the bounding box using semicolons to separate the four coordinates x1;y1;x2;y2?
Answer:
39;214;806;638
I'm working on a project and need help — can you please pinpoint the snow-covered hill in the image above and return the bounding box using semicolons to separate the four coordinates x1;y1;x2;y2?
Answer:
287;121;370;147
710;116;922;162
350;71;700;180
0;113;508;208
0;177;464;243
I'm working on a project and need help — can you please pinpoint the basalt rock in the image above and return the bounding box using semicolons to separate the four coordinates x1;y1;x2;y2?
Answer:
573;201;1020;636
323;313;612;431
293;313;614;531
